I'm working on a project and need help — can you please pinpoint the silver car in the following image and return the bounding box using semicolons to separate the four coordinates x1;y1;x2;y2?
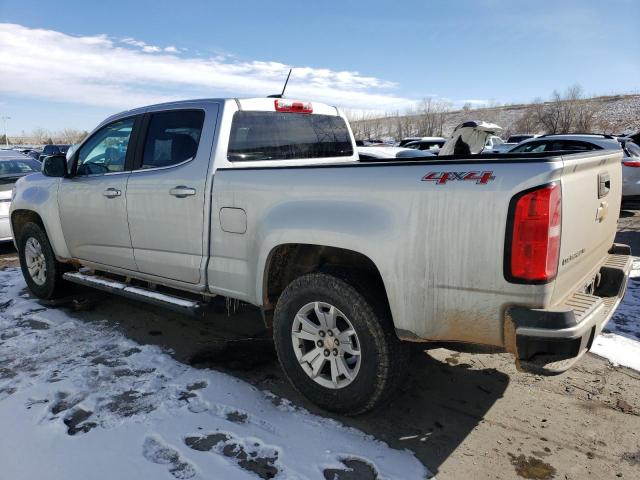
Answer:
508;134;640;197
0;151;41;241
622;140;640;196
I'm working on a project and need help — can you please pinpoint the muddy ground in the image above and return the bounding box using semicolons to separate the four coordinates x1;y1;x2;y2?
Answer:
1;198;639;479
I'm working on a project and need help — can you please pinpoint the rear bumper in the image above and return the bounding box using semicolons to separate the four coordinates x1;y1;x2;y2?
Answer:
507;244;633;375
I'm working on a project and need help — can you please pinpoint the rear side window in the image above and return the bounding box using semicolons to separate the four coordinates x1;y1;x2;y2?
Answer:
557;140;600;151
227;111;353;161
141;110;204;169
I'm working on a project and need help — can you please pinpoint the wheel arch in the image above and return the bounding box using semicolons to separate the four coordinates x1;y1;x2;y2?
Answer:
261;243;392;325
11;209;46;242
11;209;71;260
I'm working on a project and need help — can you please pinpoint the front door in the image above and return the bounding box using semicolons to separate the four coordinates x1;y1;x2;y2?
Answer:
126;105;217;284
58;116;139;270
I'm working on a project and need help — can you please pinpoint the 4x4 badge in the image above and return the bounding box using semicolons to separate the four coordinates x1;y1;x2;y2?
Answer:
422;171;495;185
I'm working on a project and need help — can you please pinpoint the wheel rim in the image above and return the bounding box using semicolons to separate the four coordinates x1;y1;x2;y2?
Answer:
24;237;47;286
291;301;362;389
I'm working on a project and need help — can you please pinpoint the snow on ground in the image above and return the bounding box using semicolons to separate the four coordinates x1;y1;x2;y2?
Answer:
0;268;429;480
591;258;640;371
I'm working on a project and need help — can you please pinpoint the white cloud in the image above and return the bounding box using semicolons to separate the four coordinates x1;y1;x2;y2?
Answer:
0;23;416;113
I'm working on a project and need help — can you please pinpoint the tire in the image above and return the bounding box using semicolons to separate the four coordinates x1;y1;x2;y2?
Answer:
273;271;409;415
17;222;69;299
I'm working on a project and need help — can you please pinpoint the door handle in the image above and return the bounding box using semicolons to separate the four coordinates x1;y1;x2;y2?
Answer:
103;188;122;198
170;186;196;198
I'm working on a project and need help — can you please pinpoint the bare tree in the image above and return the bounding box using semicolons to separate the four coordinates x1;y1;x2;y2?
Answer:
30;127;50;144
534;85;599;134
415;98;449;137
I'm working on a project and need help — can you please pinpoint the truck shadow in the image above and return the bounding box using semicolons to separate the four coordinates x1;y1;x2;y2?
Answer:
53;288;508;477
0;242;17;255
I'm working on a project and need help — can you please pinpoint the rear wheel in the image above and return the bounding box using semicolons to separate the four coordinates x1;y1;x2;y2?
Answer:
17;222;69;299
273;271;409;415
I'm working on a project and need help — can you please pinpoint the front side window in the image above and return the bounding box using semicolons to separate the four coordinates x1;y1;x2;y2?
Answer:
227;111;353;161
76;118;135;175
511;141;547;153
140;110;204;169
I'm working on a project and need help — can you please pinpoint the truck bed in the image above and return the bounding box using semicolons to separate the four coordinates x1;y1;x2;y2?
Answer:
209;150;624;349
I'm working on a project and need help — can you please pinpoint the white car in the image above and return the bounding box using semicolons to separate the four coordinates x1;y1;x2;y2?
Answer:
398;136;446;148
357;146;436;160
439;120;503;155
508;134;640;197
402;138;446;152
484;135;507;152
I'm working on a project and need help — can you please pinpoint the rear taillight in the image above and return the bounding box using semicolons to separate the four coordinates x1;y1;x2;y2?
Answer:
622;160;640;167
274;99;313;114
506;183;562;283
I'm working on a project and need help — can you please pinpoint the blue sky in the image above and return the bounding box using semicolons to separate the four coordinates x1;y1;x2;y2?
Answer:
0;0;638;134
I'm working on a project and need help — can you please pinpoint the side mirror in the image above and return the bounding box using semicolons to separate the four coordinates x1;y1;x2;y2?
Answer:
42;154;68;178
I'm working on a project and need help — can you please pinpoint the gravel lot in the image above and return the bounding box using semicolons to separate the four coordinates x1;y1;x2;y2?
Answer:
1;198;639;479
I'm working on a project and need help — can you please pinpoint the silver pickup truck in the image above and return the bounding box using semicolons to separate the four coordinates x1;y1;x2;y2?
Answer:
9;97;633;414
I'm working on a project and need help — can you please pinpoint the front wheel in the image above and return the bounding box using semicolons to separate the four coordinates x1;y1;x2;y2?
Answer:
273;272;409;415
17;222;69;299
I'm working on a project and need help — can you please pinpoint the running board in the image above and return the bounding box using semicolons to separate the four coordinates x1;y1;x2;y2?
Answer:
63;272;206;317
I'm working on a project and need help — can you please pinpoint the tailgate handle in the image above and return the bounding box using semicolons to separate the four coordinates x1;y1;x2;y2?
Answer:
598;172;610;198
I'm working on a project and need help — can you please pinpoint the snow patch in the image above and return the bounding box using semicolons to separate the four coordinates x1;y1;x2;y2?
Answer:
591;258;640;371
0;268;429;479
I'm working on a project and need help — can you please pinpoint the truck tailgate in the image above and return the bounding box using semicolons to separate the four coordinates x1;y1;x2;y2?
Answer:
551;150;624;304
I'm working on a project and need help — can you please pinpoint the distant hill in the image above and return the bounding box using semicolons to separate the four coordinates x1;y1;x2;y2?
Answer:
350;94;640;141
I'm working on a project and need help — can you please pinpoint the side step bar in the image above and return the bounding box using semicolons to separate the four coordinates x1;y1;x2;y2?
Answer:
63;272;206;317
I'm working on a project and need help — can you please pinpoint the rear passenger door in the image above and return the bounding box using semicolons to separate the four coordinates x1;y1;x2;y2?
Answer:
126;104;219;284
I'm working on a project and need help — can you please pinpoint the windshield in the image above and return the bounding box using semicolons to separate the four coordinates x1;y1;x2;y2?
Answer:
0;158;41;176
228;111;353;161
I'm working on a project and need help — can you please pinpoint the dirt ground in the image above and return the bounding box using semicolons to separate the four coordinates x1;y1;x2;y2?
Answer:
1;198;639;479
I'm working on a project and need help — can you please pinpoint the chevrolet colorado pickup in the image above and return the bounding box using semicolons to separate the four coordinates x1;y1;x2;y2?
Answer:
9;97;633;414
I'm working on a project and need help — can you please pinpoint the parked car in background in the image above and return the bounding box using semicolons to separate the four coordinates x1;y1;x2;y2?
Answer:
621;140;640;197
491;134;542;152
484;135;509;152
439;120;503;155
357;146;435;160
38;144;70;161
507;134;619;153
506;134;540;144
0;151;41;241
397;136;444;147
398;137;423;147
507;134;640;197
27;150;42;161
402;137;446;152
